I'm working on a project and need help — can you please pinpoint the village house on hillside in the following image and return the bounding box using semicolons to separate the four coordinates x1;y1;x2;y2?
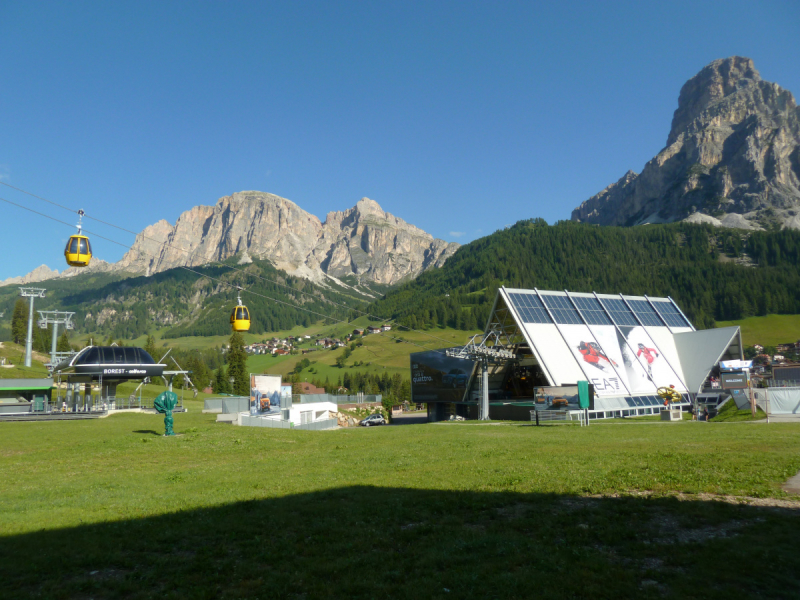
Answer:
299;382;325;395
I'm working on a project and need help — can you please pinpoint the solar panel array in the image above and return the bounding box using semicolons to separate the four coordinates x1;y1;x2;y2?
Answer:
625;299;664;327
506;292;552;324
506;291;690;329
651;300;692;328
597;297;639;326
625;394;689;407
540;294;584;324
570;296;612;325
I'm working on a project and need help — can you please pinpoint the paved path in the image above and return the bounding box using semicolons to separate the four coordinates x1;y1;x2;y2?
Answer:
765;414;800;423
783;472;800;495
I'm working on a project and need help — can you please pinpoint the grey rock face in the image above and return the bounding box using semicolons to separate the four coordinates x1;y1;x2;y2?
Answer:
116;192;459;285
572;57;800;230
0;264;60;286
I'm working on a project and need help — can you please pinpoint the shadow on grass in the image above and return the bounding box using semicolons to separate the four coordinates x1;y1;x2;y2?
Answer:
132;430;161;436
1;487;799;599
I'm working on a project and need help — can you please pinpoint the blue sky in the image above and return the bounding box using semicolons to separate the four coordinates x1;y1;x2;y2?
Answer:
2;0;799;279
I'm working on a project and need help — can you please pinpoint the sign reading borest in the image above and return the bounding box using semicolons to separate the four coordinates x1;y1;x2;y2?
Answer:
154;390;179;436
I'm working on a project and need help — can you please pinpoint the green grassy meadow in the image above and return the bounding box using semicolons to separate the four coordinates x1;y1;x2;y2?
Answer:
717;313;800;347
2;405;800;599
249;325;478;382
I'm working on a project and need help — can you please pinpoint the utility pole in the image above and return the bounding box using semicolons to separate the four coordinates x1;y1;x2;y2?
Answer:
19;288;46;367
37;310;76;369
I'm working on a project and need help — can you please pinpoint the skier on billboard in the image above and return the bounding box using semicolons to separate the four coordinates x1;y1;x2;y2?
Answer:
578;341;618;372
637;343;659;378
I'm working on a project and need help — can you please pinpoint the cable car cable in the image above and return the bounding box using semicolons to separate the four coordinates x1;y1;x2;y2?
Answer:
0;194;445;354
0;183;461;348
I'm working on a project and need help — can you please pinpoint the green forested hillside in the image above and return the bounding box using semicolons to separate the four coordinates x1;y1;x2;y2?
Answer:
368;219;800;330
0;259;371;341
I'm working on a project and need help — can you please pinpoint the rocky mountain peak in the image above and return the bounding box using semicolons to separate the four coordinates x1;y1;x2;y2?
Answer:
355;197;383;214
112;192;458;287
668;57;761;145
572;57;800;230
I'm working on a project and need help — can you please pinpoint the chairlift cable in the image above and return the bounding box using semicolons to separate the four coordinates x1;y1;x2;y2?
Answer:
1;183;462;348
0;194;445;354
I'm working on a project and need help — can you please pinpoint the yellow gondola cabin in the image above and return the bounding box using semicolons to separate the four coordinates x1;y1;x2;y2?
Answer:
230;292;251;332
65;210;92;268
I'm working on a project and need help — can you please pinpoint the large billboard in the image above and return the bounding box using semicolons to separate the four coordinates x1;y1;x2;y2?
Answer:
410;350;476;403
617;326;686;391
560;325;628;396
556;324;684;396
251;374;282;410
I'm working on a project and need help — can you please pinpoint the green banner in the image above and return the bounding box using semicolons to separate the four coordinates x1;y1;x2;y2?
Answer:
578;381;590;409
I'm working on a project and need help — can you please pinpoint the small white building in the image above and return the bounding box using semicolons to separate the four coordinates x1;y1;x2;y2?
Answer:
237;401;338;429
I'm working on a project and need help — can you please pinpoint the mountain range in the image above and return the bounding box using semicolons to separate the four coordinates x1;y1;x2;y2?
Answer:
572;57;800;230
3;194;459;290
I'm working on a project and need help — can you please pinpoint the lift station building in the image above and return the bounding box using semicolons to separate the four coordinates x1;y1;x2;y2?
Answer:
411;287;743;421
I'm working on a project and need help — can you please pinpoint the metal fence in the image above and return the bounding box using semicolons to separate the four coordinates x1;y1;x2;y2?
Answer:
295;393;382;405
767;379;800;388
204;397;250;413
530;410;570;423
239;415;338;430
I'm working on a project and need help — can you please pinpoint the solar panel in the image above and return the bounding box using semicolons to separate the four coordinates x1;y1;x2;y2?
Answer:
540;294;584;325
598;297;639;326
626;299;667;327
507;292;552;324
571;296;612;325
651;300;692;328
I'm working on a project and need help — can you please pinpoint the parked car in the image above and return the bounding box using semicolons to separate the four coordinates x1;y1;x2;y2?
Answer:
359;413;386;426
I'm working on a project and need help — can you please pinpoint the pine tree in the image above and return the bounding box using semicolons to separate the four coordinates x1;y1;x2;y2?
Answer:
57;330;71;352
143;334;158;360
213;365;230;394
227;331;249;396
11;299;27;345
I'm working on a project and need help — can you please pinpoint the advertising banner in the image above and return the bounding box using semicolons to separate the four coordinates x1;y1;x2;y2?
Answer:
720;360;753;371
616;326;686;392
251;374;282;410
560;325;628;396
410;350;475;403
522;323;585;386
599;326;658;395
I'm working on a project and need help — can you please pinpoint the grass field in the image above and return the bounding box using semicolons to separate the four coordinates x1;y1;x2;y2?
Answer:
717;313;800;347
0;341;51;379
249;325;478;383
2;406;800;599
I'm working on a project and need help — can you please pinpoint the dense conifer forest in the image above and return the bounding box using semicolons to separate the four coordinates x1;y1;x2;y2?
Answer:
3;221;800;342
368;220;800;331
0;259;366;341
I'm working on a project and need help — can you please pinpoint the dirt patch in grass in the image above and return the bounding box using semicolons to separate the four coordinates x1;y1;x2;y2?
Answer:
606;490;800;510
782;471;800;495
